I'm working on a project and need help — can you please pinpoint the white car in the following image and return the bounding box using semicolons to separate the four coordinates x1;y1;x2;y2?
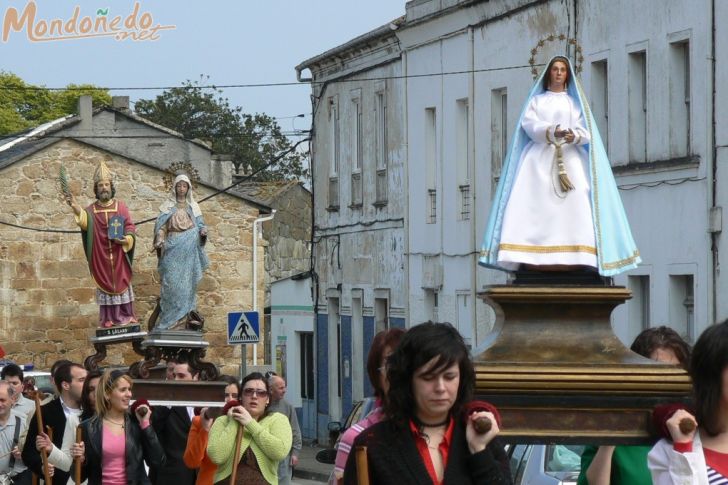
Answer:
508;443;585;485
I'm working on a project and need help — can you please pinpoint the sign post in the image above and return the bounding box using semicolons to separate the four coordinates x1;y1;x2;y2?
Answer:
228;312;260;379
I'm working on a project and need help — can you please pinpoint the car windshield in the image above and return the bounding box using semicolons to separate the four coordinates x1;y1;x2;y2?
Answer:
545;444;584;480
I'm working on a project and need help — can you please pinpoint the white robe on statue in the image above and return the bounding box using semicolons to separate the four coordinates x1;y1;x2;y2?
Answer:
497;90;597;269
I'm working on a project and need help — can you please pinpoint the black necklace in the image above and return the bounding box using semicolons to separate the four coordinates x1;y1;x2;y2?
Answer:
413;415;450;428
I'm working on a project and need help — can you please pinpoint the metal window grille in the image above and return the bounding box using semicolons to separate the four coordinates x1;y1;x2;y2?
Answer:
460;185;471;220
427;189;437;224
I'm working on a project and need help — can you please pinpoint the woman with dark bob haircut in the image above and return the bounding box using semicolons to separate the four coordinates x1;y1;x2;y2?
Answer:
343;321;511;484
648;320;728;483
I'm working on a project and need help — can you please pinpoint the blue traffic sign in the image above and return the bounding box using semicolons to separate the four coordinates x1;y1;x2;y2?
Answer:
227;312;260;344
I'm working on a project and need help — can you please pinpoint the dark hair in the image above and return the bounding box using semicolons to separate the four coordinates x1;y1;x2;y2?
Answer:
219;374;241;397
50;359;72;377
81;370;103;420
690;320;728;436
94;180;116;200
53;362;84;392
1;363;23;381
630;326;691;369
385;322;474;427
367;328;405;399
542;56;571;90
241;372;271;420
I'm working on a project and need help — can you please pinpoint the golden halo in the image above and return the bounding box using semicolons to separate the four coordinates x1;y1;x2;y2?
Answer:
163;162;200;192
528;34;584;79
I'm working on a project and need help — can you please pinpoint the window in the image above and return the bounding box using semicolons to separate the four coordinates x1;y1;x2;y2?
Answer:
591;60;609;152
350;91;362;207
375;89;388;205
628;51;647;163
628;275;650;342
491;89;507;191
669;40;690;158
327;297;342;414
459;185;471;220
669;275;694;342
427;189;437;224
424;289;439;322
374;297;388;334
328;97;340;210
457;292;472;346
299;332;314;399
351;295;364;402
425;107;437;223
456;99;470;220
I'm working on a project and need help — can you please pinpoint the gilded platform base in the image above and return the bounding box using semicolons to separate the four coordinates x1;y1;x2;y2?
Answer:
475;285;691;444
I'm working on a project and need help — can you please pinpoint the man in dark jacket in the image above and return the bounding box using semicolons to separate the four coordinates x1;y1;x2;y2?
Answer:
22;362;86;484
150;362;198;485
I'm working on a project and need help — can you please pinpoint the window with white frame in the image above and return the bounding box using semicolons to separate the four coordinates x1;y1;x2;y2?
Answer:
669;39;690;158
425;107;437;223
491;89;507;192
669;274;694;342
628;50;647;163
456;98;470;220
328;96;340;210
375;89;388;205
591;59;609;153
350;89;362;207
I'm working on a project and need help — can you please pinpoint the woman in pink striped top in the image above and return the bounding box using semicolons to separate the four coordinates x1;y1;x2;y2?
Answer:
333;328;405;482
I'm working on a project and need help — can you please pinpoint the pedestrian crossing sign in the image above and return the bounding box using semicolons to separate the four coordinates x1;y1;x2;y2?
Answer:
227;311;260;344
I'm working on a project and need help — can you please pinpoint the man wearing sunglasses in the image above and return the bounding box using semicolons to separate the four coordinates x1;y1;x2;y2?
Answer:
267;373;302;485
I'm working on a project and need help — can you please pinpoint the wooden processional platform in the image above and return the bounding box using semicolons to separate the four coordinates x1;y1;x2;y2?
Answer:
474;284;691;445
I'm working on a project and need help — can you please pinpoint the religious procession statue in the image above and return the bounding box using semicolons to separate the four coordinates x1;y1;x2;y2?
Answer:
479;55;641;277
65;160;138;328
151;173;209;331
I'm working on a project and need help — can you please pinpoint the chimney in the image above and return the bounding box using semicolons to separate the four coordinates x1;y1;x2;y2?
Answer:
112;96;130;112
78;95;93;132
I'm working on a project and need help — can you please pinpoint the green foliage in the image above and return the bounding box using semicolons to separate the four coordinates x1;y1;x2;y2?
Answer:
134;76;308;181
0;71;111;136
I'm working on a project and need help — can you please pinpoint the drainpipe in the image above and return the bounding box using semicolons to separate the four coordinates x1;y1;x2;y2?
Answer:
252;210;276;364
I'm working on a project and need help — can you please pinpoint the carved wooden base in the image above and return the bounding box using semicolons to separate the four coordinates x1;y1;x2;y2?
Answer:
475;285;692;444
128;332;218;381
83;329;147;372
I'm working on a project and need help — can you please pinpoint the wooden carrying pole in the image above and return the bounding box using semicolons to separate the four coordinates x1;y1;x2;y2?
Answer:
74;427;82;485
33;395;52;485
354;446;369;485
229;424;244;485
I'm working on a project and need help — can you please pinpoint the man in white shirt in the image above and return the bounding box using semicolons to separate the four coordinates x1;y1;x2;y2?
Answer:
1;364;35;420
0;381;31;484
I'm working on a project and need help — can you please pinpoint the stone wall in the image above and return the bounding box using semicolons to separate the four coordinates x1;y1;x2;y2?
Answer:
262;184;312;305
0;139;264;375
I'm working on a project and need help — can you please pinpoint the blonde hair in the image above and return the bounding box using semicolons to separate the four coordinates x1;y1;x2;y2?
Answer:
95;369;133;418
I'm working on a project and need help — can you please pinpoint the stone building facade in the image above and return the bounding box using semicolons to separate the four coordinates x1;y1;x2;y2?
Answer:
0;100;269;374
234;180;312;307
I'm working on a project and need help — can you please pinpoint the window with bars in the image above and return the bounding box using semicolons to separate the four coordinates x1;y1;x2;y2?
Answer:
427;189;437;224
459;184;471;220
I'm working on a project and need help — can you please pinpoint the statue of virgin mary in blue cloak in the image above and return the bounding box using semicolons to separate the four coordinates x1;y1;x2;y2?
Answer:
153;173;210;330
479;55;640;277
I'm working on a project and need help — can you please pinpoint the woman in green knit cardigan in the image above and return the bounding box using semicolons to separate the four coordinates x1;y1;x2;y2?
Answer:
208;372;292;484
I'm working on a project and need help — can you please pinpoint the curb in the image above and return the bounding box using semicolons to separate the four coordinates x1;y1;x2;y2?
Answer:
293;467;330;483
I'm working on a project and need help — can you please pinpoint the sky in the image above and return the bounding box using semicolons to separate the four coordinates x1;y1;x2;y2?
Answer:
0;1;407;137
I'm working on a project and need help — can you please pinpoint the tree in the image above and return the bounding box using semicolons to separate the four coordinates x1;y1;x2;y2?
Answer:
0;71;110;136
134;76;307;181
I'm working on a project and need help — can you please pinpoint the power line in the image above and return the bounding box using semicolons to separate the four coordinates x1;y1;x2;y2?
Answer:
0;138;311;233
0;64;536;93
